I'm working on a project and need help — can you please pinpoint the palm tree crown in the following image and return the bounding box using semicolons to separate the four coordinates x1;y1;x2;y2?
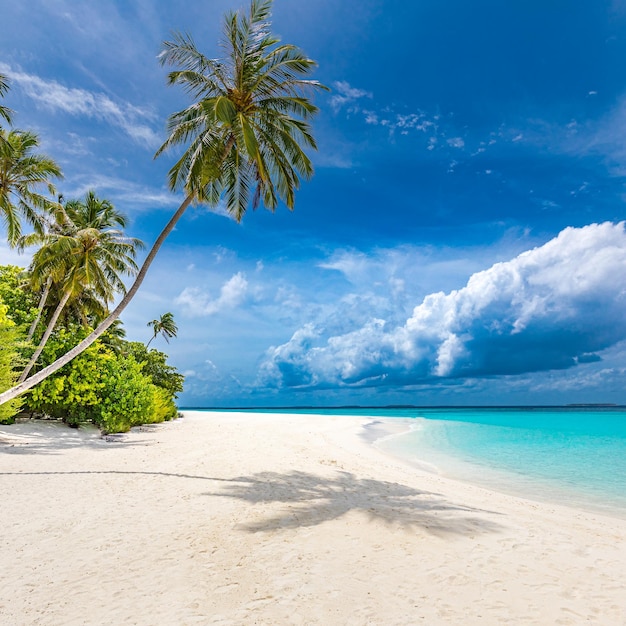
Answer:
27;191;142;307
0;129;62;244
18;191;143;381
147;312;178;347
156;0;327;220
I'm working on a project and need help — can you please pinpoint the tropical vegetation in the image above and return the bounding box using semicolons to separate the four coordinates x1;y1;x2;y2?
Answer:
17;191;143;382
0;129;62;244
0;264;183;430
0;301;22;423
0;0;324;414
147;312;178;347
0;73;12;130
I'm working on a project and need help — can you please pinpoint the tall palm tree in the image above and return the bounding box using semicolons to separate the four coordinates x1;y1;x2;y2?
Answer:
18;191;143;382
147;312;178;347
18;200;73;341
0;129;62;244
0;0;325;405
0;74;12;128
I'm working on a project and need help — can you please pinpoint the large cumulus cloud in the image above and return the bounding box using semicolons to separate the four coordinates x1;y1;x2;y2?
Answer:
259;223;626;389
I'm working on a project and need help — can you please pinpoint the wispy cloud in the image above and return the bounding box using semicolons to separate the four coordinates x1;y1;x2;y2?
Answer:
259;223;626;389
330;80;372;112
328;79;626;184
63;174;180;211
179;357;247;402
361;107;441;137
175;272;249;317
0;62;161;148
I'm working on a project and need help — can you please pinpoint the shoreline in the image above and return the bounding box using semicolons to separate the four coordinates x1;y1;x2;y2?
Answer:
196;409;626;521
361;415;626;522
2;410;626;624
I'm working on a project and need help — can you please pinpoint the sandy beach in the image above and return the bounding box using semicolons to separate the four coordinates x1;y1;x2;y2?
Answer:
1;411;626;625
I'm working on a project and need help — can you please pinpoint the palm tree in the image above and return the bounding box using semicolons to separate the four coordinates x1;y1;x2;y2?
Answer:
0;129;62;244
18;201;73;342
147;312;178;347
47;281;108;329
0;74;12;128
0;0;325;405
18;191;143;382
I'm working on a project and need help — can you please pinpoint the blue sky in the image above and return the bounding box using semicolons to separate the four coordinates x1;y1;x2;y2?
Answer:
2;0;626;406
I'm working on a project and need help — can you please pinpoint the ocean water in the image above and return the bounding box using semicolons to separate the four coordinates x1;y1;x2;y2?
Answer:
372;407;626;518
194;407;626;517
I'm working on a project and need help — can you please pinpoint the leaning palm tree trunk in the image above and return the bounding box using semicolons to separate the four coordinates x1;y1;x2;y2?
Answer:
26;276;52;342
0;0;324;407
0;196;192;404
19;288;71;382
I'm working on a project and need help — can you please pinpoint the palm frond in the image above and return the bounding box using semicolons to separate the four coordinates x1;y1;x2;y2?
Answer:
156;0;326;218
0;129;62;243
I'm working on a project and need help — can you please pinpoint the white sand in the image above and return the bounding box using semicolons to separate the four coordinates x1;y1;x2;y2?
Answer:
1;410;625;625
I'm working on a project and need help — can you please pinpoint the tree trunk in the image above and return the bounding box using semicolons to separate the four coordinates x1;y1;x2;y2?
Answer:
0;194;193;405
26;276;52;341
19;288;71;382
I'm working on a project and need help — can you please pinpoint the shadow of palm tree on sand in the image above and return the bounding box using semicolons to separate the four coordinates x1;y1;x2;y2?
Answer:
206;470;504;537
0;464;504;537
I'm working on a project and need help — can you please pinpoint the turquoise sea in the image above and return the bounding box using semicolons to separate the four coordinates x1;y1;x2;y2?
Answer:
193;407;626;518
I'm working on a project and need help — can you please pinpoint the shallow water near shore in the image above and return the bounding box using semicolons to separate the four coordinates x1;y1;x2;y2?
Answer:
373;408;626;518
197;407;626;518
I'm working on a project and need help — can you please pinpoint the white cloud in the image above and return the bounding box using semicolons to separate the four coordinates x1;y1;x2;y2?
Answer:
363;110;379;125
447;137;465;149
330;80;372;111
500;96;626;177
175;272;248;317
260;223;626;389
64;174;179;210
317;241;528;321
0;63;160;148
180;357;247;402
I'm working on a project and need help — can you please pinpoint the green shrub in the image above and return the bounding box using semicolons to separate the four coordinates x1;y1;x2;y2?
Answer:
95;355;156;433
125;342;184;398
0;303;22;424
27;328;108;426
0;266;37;328
152;385;179;422
23;325;184;433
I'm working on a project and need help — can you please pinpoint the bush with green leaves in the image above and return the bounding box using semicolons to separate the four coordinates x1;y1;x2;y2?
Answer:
0;303;22;424
0;265;37;381
152;385;179;422
125;342;184;398
26;326;183;432
96;354;158;433
0;265;37;329
27;327;108;426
